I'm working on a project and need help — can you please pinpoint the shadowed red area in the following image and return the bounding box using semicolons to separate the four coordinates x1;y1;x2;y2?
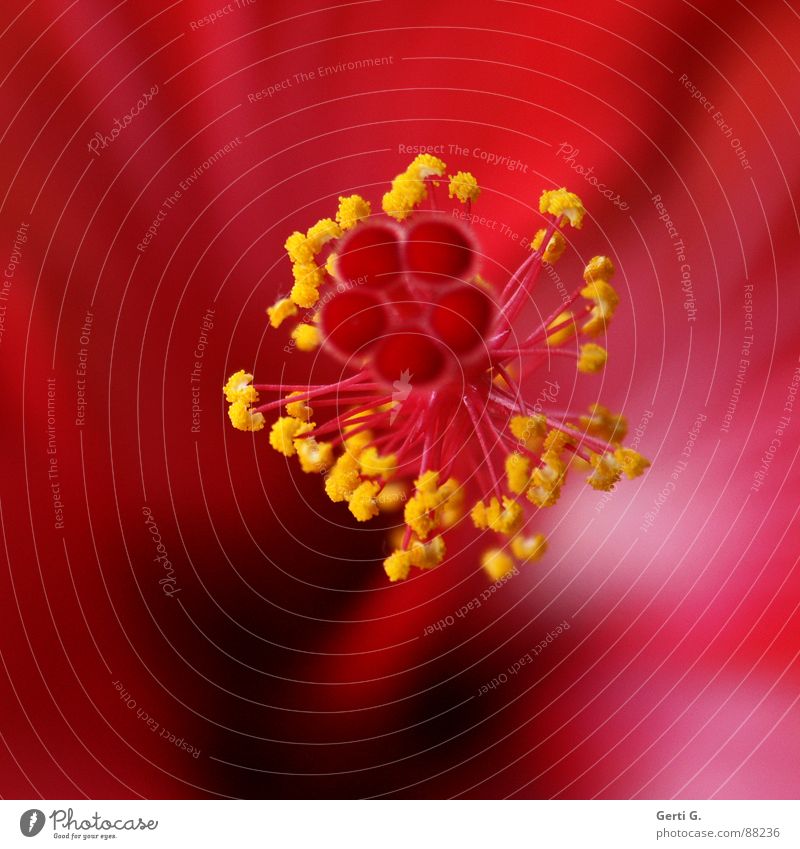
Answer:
430;283;494;354
320;289;388;356
373;333;446;386
334;222;403;287
404;218;478;283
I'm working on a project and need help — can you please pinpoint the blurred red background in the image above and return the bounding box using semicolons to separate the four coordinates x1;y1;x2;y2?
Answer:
1;0;799;799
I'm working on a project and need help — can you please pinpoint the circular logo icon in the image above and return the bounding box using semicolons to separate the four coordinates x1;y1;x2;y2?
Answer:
19;810;46;837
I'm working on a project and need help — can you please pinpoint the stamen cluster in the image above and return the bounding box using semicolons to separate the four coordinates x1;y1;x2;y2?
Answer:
224;155;650;582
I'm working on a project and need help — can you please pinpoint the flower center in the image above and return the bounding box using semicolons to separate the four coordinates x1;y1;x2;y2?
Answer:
320;216;491;387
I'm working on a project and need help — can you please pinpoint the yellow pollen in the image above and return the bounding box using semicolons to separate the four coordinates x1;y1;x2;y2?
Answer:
511;534;547;563
269;416;312;456
578;343;608;373
509;414;547;451
613;447;651;479
583;255;615;283
505;453;532;494
266;297;298;329
539;188;586;228
358;446;398;479
228;400;265;432
579;403;628;443
527;453;566;508
223;370;259;404
284;231;315;264
348;480;381;522
384;549;413;582
481;547;515;581
305;218;341;253
546;310;576;346
291;323;320;351
335;195;371;231
285;392;313;421
586;451;622;491
531;228;567;263
410;535;446;569
295;437;333;473
324;453;361;502
448;171;480;203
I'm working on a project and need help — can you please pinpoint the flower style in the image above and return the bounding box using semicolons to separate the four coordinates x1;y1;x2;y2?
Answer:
224;155;650;581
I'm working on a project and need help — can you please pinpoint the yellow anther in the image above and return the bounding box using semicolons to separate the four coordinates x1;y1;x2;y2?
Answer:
343;429;373;457
586;451;622;491
223;370;258;404
539;187;585;228
382;160;438;221
543;428;571;456
481;547;515;581
583;255;615;283
324;252;337;277
295;437;333;473
348;480;381;522
290;323;320;351
358;447;397;480
509;414;547;451
384;549;413;582
305;218;341;253
531;228;567;263
578;343;608;373
448;171;480;203
376;481;407;512
266;297;298;329
335;195;371;231
511;534;547;563
284;231;314;264
292;260;324;286
410;535;446;569
405;494;435;540
580;278;619;337
409;154;447;179
527;454;566;508
324;453;361;502
290;281;320;309
285;392;313;421
268;416;312;456
546;310;576;346
414;469;441;496
228;400;265;432
579;403;627;443
505;453;531;494
613;447;651;479
471;496;523;536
